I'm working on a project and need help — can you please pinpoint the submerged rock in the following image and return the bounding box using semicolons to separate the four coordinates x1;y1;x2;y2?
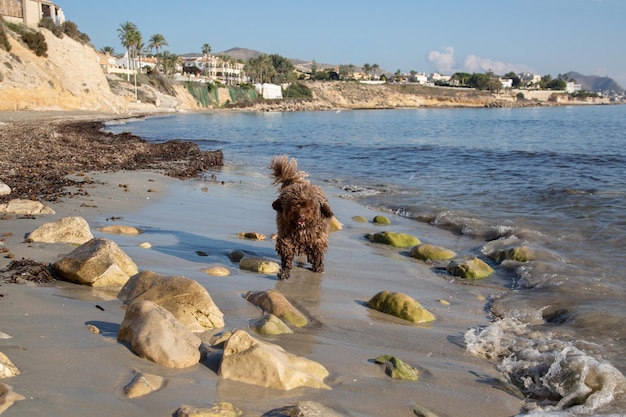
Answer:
176;402;242;417
446;257;494;280
409;243;456;261
366;231;420;248
239;257;280;274
202;266;230;276
117;300;201;368
218;330;330;390
490;245;535;263
251;313;294;335
118;271;224;332
28;216;93;244
245;289;308;327
0;383;25;414
352;215;368;223
373;215;390;225
52;237;138;286
123;370;165;398
368;291;435;324
374;355;420;380
97;224;142;235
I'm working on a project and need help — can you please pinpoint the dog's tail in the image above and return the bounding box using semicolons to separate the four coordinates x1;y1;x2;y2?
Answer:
270;155;308;189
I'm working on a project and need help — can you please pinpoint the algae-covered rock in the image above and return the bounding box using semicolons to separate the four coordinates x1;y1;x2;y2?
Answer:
251;313;294;335
446;257;494;280
239;257;280;274
330;216;343;232
373;215;390;225
409;244;456;261
375;355;419;380
352;215;368;223
367;291;435;324
367;231;420;248
490;245;535;264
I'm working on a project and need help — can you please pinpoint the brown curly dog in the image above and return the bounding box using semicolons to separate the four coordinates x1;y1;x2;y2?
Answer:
270;155;334;280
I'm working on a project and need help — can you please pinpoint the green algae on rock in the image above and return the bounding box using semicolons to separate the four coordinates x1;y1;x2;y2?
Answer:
352;215;368;223
375;355;420;380
373;215;391;225
367;291;435;324
366;231;421;248
490;245;536;263
446;257;494;279
409;243;456;261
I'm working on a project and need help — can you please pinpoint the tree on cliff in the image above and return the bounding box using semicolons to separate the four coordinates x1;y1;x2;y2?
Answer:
148;33;168;71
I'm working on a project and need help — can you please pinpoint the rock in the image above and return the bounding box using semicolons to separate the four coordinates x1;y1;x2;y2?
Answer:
117;300;202;368
279;401;345;417
202;266;230;276
97;225;142;235
251;313;294;335
373;215;390;225
374;355;419;380
176;402;242;417
52;237;138;287
228;250;246;262
28;216;93;244
446;257;494;280
366;231;420;248
330;216;343;232
0;352;20;378
123;370;165;398
239;256;280;274
368;291;435;324
139;242;152;249
409;244;456;261
218;330;330;390
0;182;10;196
0;199;55;215
118;271;224;332
489;245;535;263
413;404;440;417
351;215;368;223
245;289;308;327
0;383;25;414
237;232;266;240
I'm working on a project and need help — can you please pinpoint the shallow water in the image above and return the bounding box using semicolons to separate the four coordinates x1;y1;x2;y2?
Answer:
106;105;626;415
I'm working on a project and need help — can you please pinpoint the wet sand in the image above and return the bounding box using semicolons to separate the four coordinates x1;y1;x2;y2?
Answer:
0;112;524;417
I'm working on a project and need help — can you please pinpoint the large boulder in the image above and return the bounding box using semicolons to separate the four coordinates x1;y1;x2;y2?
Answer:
52;237;137;286
117;300;201;368
118;271;224;332
245;289;308;328
218;330;330;390
28;216;93;244
0;199;54;215
409;243;456;261
368;291;435;324
446;257;494;280
366;231;420;248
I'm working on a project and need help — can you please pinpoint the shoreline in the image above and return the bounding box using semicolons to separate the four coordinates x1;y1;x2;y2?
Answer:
0;111;526;416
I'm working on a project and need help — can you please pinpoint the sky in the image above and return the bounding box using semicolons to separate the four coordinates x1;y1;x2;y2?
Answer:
58;0;626;87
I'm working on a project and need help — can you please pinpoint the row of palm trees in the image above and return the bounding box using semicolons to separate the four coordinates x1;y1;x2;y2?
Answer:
102;21;208;78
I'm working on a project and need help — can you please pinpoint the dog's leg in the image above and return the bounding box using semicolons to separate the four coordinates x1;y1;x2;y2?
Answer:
276;239;294;280
307;247;325;273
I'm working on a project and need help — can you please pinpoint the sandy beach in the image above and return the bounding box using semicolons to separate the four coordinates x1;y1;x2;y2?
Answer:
0;112;525;417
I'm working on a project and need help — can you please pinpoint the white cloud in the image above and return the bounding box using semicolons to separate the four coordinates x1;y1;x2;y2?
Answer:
426;47;534;75
426;46;456;74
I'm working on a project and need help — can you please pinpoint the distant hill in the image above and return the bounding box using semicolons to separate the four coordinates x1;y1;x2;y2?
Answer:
565;71;624;93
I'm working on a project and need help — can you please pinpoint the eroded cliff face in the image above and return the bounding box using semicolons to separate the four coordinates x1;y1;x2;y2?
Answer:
0;29;128;112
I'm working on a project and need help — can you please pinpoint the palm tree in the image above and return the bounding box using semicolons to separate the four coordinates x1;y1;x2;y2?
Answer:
201;43;211;75
160;51;179;77
362;63;371;79
372;63;380;79
117;21;141;80
99;46;116;56
148;34;168;72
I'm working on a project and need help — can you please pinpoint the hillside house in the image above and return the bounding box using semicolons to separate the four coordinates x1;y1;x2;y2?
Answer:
0;0;65;27
181;54;246;85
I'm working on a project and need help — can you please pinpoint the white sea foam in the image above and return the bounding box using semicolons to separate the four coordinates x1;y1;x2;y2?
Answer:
466;316;626;415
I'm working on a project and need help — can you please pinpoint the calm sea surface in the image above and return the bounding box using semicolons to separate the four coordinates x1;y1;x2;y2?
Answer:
106;105;626;414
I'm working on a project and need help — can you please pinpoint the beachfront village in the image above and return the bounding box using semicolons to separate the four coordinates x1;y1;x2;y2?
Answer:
1;0;624;105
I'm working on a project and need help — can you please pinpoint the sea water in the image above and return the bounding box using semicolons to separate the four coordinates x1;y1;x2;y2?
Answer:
106;105;626;414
